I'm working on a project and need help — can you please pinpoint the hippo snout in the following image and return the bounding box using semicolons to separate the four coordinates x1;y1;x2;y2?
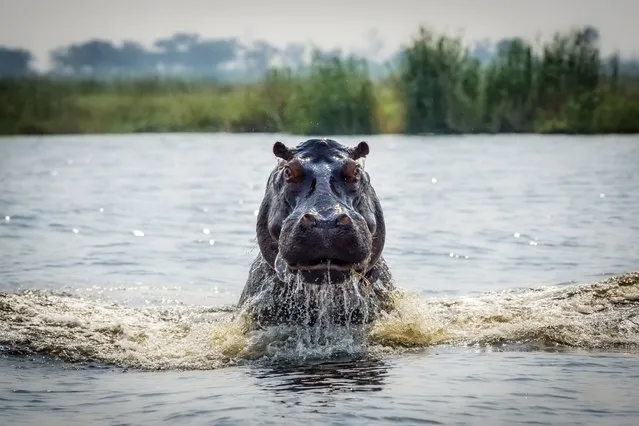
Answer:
300;211;352;229
278;207;372;283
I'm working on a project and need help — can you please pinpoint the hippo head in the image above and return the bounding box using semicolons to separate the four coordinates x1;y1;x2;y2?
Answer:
255;138;385;284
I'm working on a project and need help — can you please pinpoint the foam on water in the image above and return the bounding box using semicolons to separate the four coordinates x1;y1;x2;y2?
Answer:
1;272;638;370
370;271;639;350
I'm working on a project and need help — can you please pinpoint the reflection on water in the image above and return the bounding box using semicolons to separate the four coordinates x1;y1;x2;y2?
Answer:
251;357;388;394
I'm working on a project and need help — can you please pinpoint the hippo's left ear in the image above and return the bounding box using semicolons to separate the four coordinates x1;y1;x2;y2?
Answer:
349;141;369;160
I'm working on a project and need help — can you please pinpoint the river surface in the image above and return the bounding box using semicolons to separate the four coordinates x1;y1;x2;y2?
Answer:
1;133;638;425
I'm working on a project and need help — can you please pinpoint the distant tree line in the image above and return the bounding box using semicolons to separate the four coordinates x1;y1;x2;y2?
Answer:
3;27;639;82
1;25;638;135
0;32;398;81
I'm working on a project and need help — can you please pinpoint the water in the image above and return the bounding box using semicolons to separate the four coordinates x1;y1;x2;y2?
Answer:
1;133;638;425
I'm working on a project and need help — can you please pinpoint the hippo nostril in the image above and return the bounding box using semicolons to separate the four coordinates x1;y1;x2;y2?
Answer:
335;214;351;226
301;213;317;228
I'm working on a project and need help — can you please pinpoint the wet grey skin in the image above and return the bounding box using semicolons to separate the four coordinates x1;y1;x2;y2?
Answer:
238;139;396;328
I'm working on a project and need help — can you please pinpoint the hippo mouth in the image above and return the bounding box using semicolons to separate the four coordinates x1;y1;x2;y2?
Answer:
274;252;366;284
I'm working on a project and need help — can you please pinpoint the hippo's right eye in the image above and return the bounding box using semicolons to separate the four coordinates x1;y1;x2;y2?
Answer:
282;160;304;183
283;167;293;181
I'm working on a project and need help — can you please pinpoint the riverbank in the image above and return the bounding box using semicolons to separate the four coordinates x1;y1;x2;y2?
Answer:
2;26;638;136
2;75;637;136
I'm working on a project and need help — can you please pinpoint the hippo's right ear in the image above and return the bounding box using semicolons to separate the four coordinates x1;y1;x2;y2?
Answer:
273;141;295;161
349;141;370;160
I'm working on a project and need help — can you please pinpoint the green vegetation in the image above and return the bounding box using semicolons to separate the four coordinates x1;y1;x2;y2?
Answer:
1;26;638;136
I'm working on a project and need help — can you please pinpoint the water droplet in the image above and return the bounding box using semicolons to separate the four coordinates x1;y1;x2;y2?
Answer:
202;228;211;235
513;232;520;238
431;178;437;184
449;253;454;257
209;239;216;245
253;209;259;217
202;207;209;213
4;216;9;222
72;228;79;234
529;241;538;246
132;230;145;237
99;208;104;213
51;170;58;176
599;193;606;198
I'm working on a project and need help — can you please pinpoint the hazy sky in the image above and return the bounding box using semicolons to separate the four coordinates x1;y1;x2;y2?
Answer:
1;0;638;69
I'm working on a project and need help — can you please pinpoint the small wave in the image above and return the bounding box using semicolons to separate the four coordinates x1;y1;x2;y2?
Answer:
0;291;239;370
369;272;639;351
1;272;637;370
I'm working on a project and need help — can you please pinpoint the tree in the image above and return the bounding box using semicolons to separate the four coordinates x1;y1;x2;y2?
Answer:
398;26;480;134
0;47;34;77
537;25;602;132
482;37;537;132
51;39;122;75
244;41;280;78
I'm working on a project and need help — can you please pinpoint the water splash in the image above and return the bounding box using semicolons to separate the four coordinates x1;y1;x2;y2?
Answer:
239;266;391;330
1;272;638;370
0;291;239;370
369;272;639;350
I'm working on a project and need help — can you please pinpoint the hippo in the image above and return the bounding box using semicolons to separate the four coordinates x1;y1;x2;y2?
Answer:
237;138;395;328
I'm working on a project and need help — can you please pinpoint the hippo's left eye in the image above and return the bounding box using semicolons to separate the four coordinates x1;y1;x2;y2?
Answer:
343;160;361;185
